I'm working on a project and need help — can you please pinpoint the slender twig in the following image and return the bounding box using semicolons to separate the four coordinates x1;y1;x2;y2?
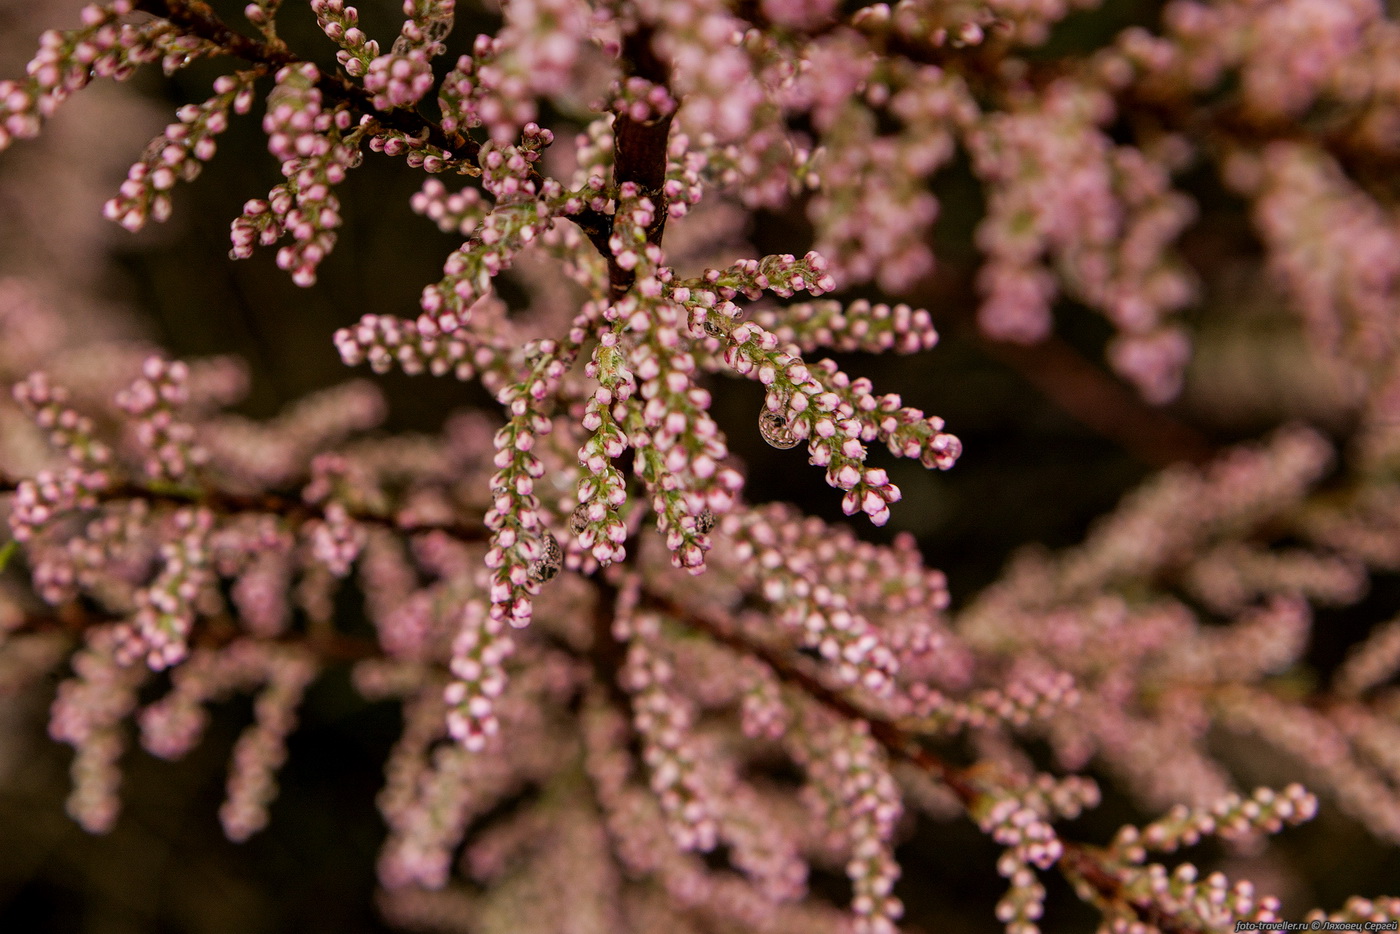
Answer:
606;25;674;301
0;474;488;543
974;329;1217;467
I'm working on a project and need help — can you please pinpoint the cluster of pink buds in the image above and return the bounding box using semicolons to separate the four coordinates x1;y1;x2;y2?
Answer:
994;863;1047;934
31;499;147;605
114;356;206;483
737;660;788;740
135;639;317;840
574;332;633;567
12;371;112;472
570;116;613;190
603;286;740;573
139;644;225;761
262;62;330;164
907;667;1079;732
437;35;537;143
308;502;366;577
1110;784;1320;860
608;183;662;273
115;506;215;670
728;511;902;694
798;49;969;292
228;194;285;261
665;259;961;525
482;346;568;629
1117;864;1273;930
435;51;482;136
974;777;1102;934
978;794;1065;870
410;178;487;235
364;119;454;173
799;716;904;934
688;251;837;302
663;131;707;219
617;604;720;853
755;298;940;354
609;77;677;124
218;645;318;841
810;359;963;470
663;0;767;150
232;64;362;286
310;0;380;76
241;0;283;33
104;71;257;231
0;1;157;152
8;373;114;542
364;50;435;111
967;78;1197;400
1306;899;1400;927
1023;773;1103;822
334;312;484;379
396;0;456;54
752;334;909;524
47;626;147;834
444;599;514;750
851;1;999;48
422;233;517;326
479;133;550;201
8;469;101;543
418;142;570;327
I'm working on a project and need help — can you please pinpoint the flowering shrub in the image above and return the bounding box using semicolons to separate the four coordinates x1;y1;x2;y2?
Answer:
1;0;1399;931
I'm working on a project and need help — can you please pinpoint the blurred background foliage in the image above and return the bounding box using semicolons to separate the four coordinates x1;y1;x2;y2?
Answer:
1;0;1396;931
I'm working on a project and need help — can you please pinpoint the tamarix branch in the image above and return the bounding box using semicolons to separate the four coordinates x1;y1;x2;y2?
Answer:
1;0;1399;931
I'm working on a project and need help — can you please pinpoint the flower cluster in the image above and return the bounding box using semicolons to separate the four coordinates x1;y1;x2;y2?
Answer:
0;2;165;152
229;62;368;286
103;70;258;231
617;599;721;853
114;356;206;483
7;373;112;543
574;329;635;567
2;0;1400;932
310;0;381;77
793;711;904;934
139;638;318;839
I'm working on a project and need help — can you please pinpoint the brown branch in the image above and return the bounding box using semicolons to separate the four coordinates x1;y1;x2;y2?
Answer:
607;24;675;302
1058;844;1204;934
0;474;488;544
974;330;1217;468
7;601;382;662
